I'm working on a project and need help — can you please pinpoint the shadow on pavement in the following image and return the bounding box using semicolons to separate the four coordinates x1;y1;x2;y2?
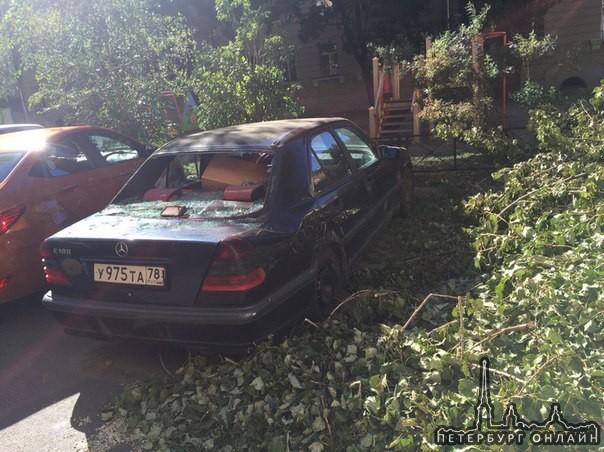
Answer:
0;294;188;450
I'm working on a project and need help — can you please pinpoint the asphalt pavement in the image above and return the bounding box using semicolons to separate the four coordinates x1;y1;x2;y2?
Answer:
0;293;189;451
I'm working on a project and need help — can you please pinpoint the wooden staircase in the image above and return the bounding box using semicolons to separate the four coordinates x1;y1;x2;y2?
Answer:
377;99;414;142
368;57;419;143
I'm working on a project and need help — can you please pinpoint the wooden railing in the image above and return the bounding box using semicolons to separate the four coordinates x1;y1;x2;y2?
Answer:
368;58;387;139
411;88;420;138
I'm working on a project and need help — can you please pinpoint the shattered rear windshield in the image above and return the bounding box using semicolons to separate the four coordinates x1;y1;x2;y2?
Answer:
110;151;272;219
0;152;24;183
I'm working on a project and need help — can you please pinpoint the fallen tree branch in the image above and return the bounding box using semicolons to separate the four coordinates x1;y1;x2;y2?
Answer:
513;353;564;399
328;290;399;320
428;319;458;335
498;173;587;217
401;293;459;333
469;362;525;384
469;322;535;351
159;353;176;380
304;318;320;329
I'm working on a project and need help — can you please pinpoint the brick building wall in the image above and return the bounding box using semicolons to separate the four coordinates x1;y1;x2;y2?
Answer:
544;0;604;90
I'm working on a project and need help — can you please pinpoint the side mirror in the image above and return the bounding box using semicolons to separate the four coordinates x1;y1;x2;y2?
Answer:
377;144;400;159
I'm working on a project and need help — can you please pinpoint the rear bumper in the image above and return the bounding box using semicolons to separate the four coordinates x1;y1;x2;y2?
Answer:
42;266;316;352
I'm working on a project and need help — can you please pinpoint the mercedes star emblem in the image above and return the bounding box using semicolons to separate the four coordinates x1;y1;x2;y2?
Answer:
115;241;129;257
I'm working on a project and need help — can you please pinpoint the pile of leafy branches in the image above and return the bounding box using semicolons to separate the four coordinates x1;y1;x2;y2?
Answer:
105;95;602;449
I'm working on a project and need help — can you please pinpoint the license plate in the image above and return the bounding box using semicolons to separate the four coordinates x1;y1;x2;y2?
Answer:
93;264;165;287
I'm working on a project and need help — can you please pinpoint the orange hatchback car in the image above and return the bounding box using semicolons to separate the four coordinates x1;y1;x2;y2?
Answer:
0;126;151;304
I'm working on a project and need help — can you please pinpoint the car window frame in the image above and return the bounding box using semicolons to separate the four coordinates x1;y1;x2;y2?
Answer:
29;139;97;178
307;127;356;196
73;130;145;167
331;125;379;171
0;151;25;183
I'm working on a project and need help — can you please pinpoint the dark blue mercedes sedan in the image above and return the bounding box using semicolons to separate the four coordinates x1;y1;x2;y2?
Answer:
41;118;413;351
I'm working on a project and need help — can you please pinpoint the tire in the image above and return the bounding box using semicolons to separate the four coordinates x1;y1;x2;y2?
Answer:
399;163;414;218
311;250;345;320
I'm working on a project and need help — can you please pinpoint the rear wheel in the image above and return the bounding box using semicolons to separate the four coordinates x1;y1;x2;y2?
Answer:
311;250;344;320
399;164;414;218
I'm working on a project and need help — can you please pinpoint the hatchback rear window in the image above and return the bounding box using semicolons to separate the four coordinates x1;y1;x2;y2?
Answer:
110;151;272;219
0;152;24;183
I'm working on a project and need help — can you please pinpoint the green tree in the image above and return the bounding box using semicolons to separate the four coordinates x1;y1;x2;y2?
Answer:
508;30;559;108
191;0;302;129
508;30;557;82
0;34;17;101
0;0;197;142
412;4;507;150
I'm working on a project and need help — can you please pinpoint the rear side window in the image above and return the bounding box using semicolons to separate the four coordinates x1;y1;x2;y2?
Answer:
87;134;141;164
310;132;352;193
111;151;272;220
30;142;94;177
0;152;24;183
334;127;377;169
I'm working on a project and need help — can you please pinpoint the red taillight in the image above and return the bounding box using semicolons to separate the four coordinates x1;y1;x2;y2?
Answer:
202;269;267;292
41;240;71;286
40;240;52;258
43;267;71;286
201;237;266;292
0;277;10;290
213;237;252;260
0;205;25;235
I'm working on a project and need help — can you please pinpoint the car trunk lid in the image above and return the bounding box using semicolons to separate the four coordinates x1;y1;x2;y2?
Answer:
44;212;261;307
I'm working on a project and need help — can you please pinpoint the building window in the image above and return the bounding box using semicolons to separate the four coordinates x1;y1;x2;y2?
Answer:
319;43;338;77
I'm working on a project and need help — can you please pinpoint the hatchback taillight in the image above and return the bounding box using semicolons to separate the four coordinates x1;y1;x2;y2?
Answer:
201;237;266;292
41;240;71;286
0;276;10;290
0;205;25;235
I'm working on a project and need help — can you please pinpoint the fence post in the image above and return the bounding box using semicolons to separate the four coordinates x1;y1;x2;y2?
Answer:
372;57;379;104
413;102;420;143
368;106;376;139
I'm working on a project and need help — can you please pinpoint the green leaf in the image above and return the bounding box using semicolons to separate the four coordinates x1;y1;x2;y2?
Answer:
360;433;374;448
288;373;303;389
311;416;326;432
250;376;265;391
458;379;476;399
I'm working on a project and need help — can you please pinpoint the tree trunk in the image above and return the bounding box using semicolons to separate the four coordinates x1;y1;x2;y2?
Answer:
335;3;374;105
